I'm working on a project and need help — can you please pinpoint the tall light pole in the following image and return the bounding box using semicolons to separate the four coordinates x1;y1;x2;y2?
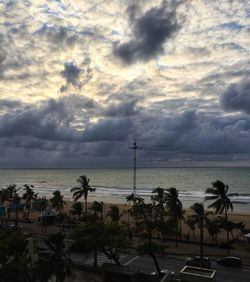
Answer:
130;139;142;195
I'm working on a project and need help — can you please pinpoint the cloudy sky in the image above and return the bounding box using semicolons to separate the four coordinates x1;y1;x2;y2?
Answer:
0;0;250;168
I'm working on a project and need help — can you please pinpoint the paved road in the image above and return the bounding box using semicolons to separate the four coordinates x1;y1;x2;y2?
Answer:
70;251;131;267
70;251;250;282
125;255;250;282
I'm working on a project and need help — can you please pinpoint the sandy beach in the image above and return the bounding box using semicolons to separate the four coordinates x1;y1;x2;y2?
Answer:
4;199;250;267
8;200;249;243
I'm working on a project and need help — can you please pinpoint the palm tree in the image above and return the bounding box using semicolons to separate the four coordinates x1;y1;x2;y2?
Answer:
185;216;196;238
22;184;37;221
190;203;212;266
5;185;18;218
50;190;66;212
205;180;234;255
107;205;123;223
126;193;135;205
90;201;104;221
165;187;184;246
206;217;221;243
70;201;83;220
71;175;95;215
151;187;166;223
13;192;21;227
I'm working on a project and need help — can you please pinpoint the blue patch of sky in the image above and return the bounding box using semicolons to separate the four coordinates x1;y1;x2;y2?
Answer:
80;29;94;36
219;42;247;52
4;21;13;27
217;22;245;30
111;30;120;36
22;0;31;7
38;4;62;17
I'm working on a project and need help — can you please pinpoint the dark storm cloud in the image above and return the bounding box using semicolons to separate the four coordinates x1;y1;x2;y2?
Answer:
61;62;81;86
102;99;139;117
60;61;93;92
0;99;22;110
140;109;250;158
83;118;132;142
0;96;132;145
2;100;250;167
114;0;183;64
220;79;250;114
0;99;76;141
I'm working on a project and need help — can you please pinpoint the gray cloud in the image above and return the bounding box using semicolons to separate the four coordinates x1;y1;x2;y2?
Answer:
83;118;133;142
34;25;78;48
102;99;139;117
60;62;81;87
0;99;75;141
114;0;183;64
2;99;250;167
220;79;250;114
60;61;93;92
0;99;22;110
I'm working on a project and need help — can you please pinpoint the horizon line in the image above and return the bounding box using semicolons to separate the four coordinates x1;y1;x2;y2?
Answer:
0;166;250;170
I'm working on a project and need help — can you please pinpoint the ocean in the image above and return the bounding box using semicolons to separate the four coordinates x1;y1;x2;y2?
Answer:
0;167;250;212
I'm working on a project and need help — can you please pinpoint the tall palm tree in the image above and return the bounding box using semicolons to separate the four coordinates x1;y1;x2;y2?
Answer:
13;192;21;227
71;175;95;215
190;203;212;266
151;187;166;223
6;185;18;218
165;187;184;246
22;184;37;221
50;190;66;212
205;180;234;255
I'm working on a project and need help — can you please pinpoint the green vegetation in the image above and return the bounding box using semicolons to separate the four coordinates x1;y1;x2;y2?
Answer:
190;203;212;265
205;180;234;255
50;190;66;212
23;185;37;221
70;175;96;215
0;176;248;279
165;187;185;245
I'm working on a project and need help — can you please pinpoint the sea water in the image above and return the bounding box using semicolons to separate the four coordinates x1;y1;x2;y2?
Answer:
0;167;250;212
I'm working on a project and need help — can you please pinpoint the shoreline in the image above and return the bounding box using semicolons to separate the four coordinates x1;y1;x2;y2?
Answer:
64;200;250;229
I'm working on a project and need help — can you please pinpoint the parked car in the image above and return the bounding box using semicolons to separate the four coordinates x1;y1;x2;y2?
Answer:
151;269;169;275
217;256;242;268
186;256;212;268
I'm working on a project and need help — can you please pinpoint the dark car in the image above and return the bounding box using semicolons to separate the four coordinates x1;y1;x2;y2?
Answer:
186;256;212;268
217;256;242;268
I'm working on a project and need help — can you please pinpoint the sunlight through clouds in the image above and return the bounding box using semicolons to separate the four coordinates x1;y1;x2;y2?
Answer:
0;0;250;167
